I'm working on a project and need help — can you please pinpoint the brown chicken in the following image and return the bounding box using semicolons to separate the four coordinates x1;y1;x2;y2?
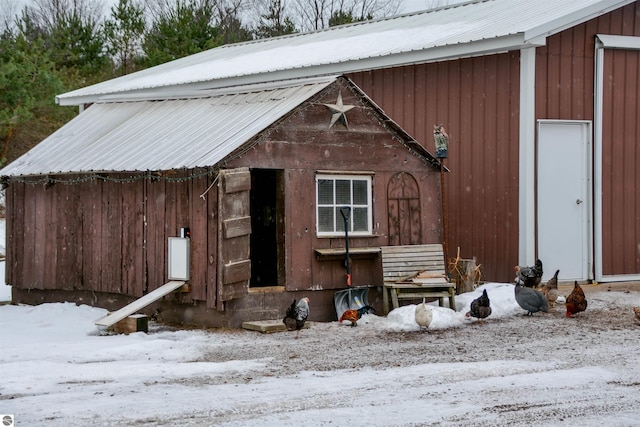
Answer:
565;281;587;318
339;305;375;327
539;269;559;308
633;307;640;326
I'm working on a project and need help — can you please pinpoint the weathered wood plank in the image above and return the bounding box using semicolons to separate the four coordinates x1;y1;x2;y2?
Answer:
21;187;38;288
95;280;185;327
189;175;209;301
221;280;248;301
223;168;251;193
103;180;123;293
381;244;455;313
223;216;251;239
121;182;144;296
223;259;251;284
217;167;251;309
83;180;103;292
206;178;218;309
145;179;167;292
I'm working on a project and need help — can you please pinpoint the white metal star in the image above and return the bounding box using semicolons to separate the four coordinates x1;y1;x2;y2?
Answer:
323;92;355;129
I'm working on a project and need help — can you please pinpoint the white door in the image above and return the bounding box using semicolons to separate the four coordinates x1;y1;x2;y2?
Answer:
537;120;591;282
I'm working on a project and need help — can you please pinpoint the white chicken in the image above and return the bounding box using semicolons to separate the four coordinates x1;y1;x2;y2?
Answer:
415;298;433;331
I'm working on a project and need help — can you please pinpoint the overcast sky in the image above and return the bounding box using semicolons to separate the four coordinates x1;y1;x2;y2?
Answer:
1;0;464;20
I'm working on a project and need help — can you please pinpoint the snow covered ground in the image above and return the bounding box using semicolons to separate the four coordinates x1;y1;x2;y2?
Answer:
1;219;640;425
2;275;640;426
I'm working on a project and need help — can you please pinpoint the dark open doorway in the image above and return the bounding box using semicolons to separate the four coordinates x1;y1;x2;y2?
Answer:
250;169;285;287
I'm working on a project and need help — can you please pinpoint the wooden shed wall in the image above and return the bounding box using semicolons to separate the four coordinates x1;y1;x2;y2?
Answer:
5;174;217;304
5;79;440;311
535;2;640;276
223;80;443;291
349;53;521;282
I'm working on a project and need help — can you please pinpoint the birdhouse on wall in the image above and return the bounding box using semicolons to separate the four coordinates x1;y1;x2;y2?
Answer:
433;125;449;158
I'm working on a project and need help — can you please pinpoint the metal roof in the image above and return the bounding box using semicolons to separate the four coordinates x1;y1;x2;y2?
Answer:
1;77;337;177
57;0;634;105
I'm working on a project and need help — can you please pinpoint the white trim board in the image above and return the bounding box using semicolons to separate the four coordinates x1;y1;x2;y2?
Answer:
593;34;640;282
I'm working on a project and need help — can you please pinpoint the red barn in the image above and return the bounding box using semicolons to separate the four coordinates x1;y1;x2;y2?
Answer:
2;0;639;326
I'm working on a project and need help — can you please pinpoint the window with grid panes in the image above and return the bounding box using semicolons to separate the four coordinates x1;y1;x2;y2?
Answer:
316;174;372;236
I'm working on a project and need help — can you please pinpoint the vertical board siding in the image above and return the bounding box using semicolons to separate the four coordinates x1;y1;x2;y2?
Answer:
145;179;166;292
537;2;640;277
83;180;103;292
601;48;640;275
7;174;216;301
350;53;520;281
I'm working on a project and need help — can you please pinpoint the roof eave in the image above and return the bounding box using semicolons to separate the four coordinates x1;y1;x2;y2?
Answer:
523;0;635;41
57;34;532;106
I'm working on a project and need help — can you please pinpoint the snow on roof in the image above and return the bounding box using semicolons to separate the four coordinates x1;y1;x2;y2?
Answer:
1;77;337;177
56;0;633;105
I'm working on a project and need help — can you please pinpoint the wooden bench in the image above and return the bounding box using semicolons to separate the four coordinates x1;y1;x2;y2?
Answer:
381;244;456;313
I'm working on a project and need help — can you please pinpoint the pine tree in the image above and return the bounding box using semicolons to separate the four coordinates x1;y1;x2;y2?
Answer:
103;0;146;76
143;0;220;67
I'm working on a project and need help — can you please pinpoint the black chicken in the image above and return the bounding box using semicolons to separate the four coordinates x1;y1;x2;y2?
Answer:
283;297;310;339
514;282;548;316
515;259;543;288
465;289;492;322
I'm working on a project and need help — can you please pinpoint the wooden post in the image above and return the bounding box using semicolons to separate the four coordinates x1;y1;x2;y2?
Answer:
440;158;448;264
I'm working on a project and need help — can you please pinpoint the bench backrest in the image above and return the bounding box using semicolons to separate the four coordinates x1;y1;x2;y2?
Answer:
381;244;446;283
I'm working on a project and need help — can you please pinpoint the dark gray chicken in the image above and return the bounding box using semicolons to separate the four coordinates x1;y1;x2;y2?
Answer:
283;297;310;339
465;289;492;322
514;282;548;315
515;259;543;288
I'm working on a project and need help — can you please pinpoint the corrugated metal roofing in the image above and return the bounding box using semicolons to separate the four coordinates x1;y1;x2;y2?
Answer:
1;77;336;177
56;0;633;105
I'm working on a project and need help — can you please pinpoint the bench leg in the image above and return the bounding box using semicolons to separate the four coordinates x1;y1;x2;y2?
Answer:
390;289;400;310
383;286;389;314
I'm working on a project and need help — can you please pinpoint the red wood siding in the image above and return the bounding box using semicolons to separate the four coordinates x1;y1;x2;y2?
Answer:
6;78;440;308
5;173;216;301
224;79;442;291
350;53;521;282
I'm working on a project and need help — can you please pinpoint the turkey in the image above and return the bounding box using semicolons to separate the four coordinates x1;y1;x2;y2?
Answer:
283;297;310;339
514;282;548;316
